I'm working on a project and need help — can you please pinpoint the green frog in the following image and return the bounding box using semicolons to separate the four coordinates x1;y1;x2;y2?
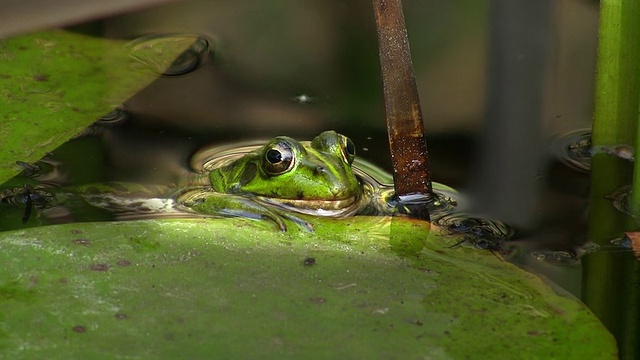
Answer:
178;131;378;231
3;131;406;230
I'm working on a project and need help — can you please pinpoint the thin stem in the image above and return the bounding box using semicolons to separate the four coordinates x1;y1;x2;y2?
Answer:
371;0;432;199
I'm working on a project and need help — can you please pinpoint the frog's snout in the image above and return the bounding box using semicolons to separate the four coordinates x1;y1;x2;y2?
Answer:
327;180;360;200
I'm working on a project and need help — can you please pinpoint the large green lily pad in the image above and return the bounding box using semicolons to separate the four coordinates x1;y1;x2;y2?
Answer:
0;216;617;358
0;30;193;184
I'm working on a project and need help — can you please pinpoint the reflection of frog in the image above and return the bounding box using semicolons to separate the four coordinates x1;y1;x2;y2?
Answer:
179;131;369;231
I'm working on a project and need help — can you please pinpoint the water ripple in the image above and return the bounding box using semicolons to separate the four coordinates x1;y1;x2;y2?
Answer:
127;34;211;76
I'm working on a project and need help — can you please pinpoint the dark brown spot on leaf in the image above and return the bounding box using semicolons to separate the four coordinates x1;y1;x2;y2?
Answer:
117;260;131;267
73;238;90;246
303;257;316;266
115;313;129;320
72;325;86;333
418;267;435;274
90;264;109;272
32;74;48;81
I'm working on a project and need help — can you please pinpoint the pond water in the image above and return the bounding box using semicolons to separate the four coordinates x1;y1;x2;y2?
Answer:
1;0;638;357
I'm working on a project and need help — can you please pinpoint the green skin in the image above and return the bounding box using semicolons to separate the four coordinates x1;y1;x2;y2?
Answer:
181;131;364;231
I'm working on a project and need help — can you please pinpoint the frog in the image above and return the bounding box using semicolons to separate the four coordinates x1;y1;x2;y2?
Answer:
2;131;457;231
177;130;371;231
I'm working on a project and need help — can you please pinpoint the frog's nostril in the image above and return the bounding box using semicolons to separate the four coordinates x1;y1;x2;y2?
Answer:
313;166;326;176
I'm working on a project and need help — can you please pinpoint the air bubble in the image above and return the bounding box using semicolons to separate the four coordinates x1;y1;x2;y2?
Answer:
293;94;313;104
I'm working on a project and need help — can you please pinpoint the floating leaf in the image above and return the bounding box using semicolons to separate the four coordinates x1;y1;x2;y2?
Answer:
0;217;617;358
0;30;195;184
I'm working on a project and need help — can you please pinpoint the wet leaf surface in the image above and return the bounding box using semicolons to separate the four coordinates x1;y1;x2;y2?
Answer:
0;216;617;358
0;30;193;184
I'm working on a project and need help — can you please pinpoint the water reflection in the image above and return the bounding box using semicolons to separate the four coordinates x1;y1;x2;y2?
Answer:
98;104;129;124
554;129;636;173
530;242;599;266
434;213;516;256
75;104;130;138
127;34;211;76
0;184;54;207
607;185;640;224
553;129;592;173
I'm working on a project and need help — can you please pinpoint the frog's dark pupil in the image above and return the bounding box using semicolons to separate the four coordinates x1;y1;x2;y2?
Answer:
263;142;294;175
266;149;283;164
346;139;355;156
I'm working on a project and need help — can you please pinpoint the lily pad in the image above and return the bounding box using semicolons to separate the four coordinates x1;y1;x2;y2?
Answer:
0;216;617;358
0;30;195;184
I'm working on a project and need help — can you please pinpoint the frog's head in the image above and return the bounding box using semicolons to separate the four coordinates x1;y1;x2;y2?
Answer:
210;131;361;208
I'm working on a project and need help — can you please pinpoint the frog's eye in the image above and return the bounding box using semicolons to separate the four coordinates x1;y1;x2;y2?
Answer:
341;136;356;165
263;142;295;175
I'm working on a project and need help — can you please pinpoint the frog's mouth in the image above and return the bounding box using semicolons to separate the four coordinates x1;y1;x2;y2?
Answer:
259;195;360;215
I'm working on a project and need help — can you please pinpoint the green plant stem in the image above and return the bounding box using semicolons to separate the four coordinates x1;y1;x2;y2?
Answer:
592;0;640;147
632;111;640;211
585;1;640;356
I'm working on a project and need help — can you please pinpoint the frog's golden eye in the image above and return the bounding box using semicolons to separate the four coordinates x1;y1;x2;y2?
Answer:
341;136;356;165
263;141;295;175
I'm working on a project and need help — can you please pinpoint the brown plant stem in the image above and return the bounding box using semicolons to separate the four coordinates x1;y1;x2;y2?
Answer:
372;0;432;201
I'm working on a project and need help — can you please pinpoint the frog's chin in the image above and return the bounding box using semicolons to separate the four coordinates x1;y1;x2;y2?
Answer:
259;196;360;216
